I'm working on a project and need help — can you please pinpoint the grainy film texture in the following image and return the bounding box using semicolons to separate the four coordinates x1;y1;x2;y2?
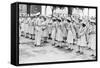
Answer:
19;4;96;64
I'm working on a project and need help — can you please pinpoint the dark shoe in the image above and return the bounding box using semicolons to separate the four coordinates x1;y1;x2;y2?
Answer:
76;51;84;55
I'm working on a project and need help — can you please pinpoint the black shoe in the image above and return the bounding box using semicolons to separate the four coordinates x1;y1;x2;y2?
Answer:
87;47;92;50
44;41;48;43
66;48;73;51
91;54;95;57
90;54;96;58
76;51;84;55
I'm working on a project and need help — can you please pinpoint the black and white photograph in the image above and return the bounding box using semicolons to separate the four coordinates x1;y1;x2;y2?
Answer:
18;3;97;64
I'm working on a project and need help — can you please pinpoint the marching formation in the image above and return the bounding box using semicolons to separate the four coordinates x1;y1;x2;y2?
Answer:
19;14;96;53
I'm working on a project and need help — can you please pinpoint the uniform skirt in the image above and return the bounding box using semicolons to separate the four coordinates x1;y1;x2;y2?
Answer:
67;30;74;43
77;35;87;46
56;28;63;41
88;34;96;50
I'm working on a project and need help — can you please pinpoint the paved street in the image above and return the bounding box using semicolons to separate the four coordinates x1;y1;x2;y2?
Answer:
19;37;96;64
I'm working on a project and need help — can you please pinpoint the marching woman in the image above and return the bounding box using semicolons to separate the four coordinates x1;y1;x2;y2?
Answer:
31;17;37;35
71;15;80;45
76;20;88;54
55;22;63;47
19;17;24;37
67;21;74;45
72;21;80;45
51;19;57;45
34;26;42;46
28;17;33;39
86;21;96;58
25;17;31;38
30;17;37;40
70;21;77;45
34;17;43;46
23;17;30;38
55;20;63;42
41;17;49;43
61;19;68;43
87;22;96;50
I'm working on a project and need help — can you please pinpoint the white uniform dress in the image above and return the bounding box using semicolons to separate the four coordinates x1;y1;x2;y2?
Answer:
19;17;24;36
88;24;96;50
77;25;87;46
51;23;56;40
23;18;29;33
62;24;68;39
28;18;34;34
35;26;42;46
27;18;32;34
34;18;43;46
42;21;48;38
31;18;36;34
56;25;63;41
88;34;96;50
67;23;74;43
